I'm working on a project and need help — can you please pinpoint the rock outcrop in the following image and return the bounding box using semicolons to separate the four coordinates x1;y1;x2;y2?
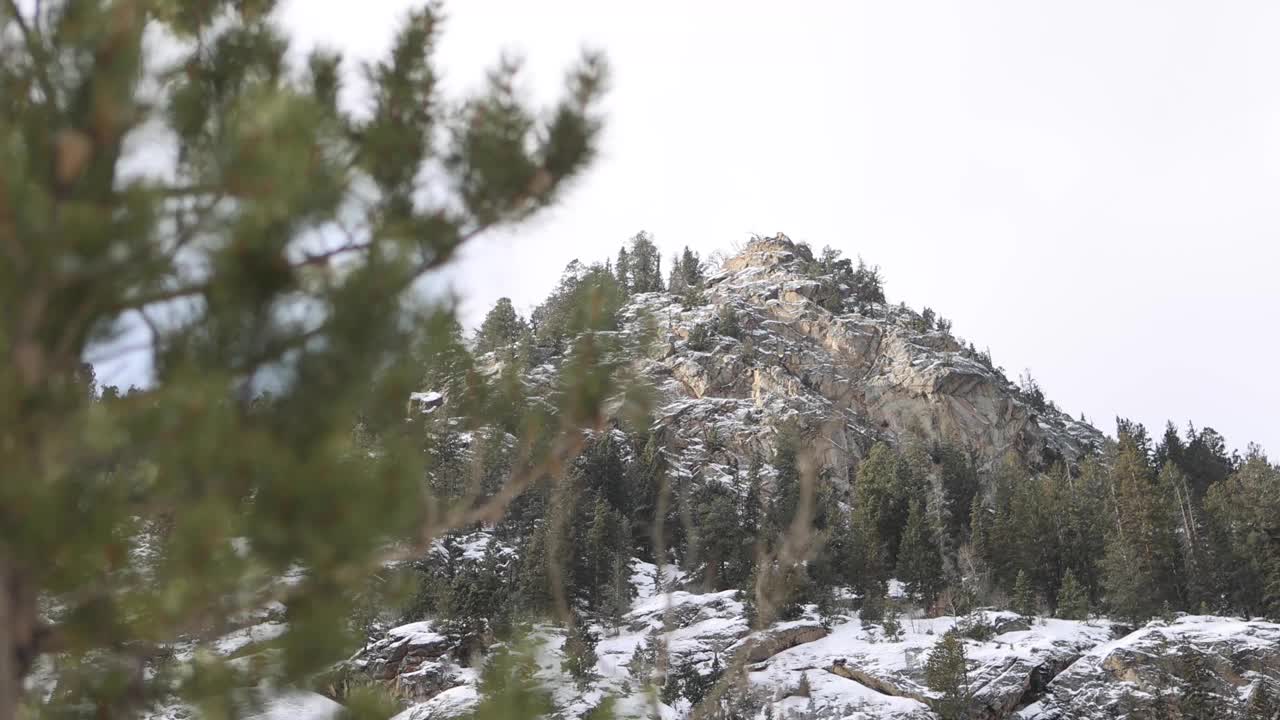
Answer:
748;610;1112;720
1020;615;1280;719
619;235;1102;490
353;622;468;704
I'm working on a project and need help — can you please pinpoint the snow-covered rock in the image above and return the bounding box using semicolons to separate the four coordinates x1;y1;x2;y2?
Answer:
1020;615;1280;719
354;620;468;704
747;610;1110;720
617;235;1103;485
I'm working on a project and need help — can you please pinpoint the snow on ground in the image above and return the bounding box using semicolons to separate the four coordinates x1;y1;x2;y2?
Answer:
242;691;344;720
386;621;448;647
390;685;479;720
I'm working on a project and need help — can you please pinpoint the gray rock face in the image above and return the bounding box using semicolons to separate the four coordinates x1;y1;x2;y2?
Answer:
746;610;1112;720
351;622;467;704
620;235;1102;488
1020;615;1280;719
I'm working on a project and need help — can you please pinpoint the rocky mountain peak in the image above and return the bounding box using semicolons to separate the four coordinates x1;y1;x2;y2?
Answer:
721;233;810;273
618;233;1102;485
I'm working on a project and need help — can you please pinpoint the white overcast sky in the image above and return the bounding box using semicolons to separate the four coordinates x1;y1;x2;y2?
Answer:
183;1;1280;452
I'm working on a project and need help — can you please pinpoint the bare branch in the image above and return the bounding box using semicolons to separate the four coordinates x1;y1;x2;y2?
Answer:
4;0;57;108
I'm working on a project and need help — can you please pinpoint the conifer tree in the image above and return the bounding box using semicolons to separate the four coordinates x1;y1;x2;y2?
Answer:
968;495;989;561
679;246;703;289
475;298;530;355
855;442;911;565
1205;449;1280;619
897;499;944;607
1055;570;1089;620
735;454;767;588
625;232;663;293
561;621;600;688
924;634;971;720
766;425;804;534
852;504;889;623
472;641;555;720
615;246;632;296
1012;570;1036;617
667;251;687;294
0;1;611;716
1102;428;1184;621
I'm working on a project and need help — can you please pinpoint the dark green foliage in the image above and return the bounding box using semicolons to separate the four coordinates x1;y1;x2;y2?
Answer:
767;427;805;534
467;641;555;720
1205;449;1280;619
625;232;664;293
1102;425;1184;622
561;621;600;687
475;297;530;355
897;500;944;607
686;323;716;352
980;456;1106;617
1012;570;1036;617
663;656;721;707
882;604;904;641
0;0;611;714
913;307;936;332
531;260;626;353
852;503;890;624
952;614;995;642
936;444;980;543
1055;570;1089;620
691;481;747;591
924;634;971;720
1019;371;1048;413
854;442;913;566
850;257;887;306
799;246;885;310
615;247;632;296
667;246;704;296
627;633;664;689
714;305;743;340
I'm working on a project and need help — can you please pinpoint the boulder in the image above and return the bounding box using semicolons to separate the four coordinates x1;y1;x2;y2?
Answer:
1020;615;1280;719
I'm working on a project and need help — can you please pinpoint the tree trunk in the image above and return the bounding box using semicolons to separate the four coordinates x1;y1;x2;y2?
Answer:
0;556;35;720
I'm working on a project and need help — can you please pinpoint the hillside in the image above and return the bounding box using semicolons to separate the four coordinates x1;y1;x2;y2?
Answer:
341;234;1279;719
128;234;1280;720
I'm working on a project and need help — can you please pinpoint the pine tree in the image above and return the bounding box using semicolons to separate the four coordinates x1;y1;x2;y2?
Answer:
1012;570;1036;617
897;499;944;607
969;495;989;561
855;442;912;565
882;603;904;641
853;504;890;623
0;2;610;716
561;621;600;688
582;496;614;604
1102;428;1184;622
616;246;632;296
667;251;687;294
680;246;703;289
766;425;804;535
694;482;743;591
1055;570;1089;620
1205;449;1280;619
736;454;767;587
473;641;555;720
626;231;664;293
924;634;971;720
475;297;530;355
